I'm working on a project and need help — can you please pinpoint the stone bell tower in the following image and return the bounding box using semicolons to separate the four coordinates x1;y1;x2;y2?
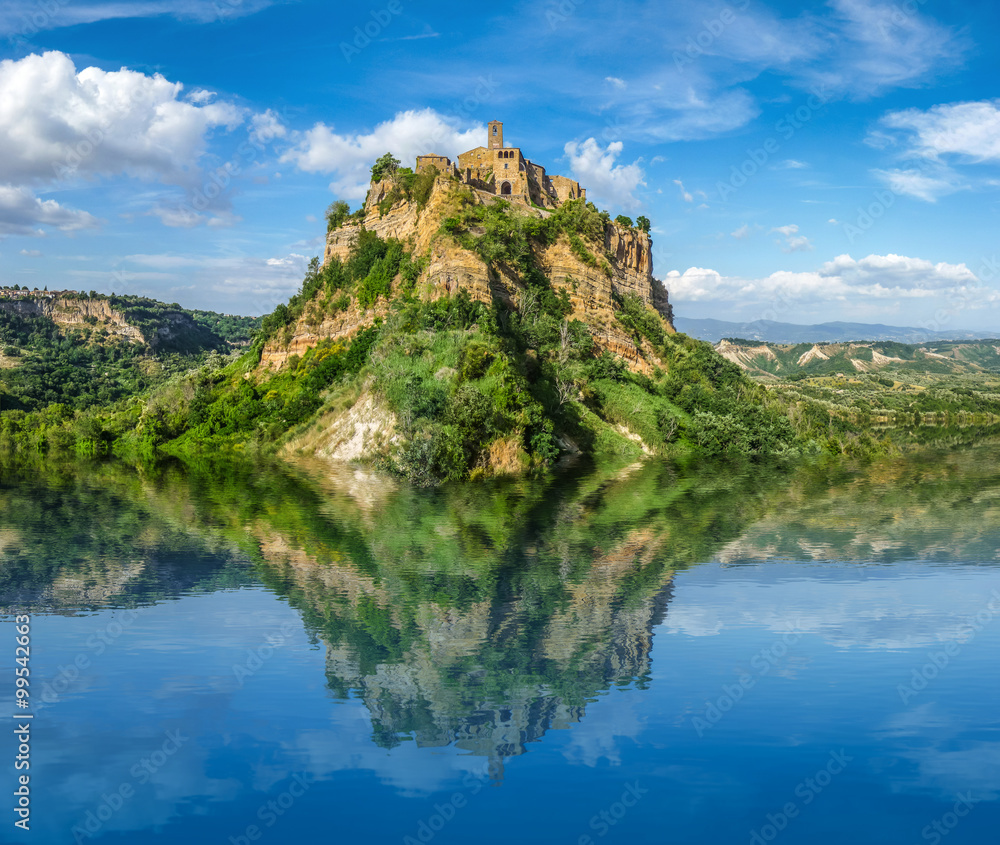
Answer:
488;120;503;150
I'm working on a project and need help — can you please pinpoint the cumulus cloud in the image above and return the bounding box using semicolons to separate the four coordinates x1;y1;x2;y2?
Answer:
665;253;993;321
731;223;751;239
564;138;645;211
250;109;288;145
0;184;98;236
0;52;244;187
281;109;483;201
0;51;273;233
771;223;813;252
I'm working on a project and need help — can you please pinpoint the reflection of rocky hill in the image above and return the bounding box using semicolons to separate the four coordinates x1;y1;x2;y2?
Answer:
2;454;781;775
251;467;703;778
0;466;257;614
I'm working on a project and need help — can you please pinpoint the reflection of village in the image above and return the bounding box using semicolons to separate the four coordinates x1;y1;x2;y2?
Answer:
2;460;689;781
259;527;676;781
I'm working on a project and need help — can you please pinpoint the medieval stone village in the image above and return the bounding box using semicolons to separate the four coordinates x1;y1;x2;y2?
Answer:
416;121;587;208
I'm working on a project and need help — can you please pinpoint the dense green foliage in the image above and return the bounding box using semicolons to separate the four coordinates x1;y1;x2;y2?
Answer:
0;295;256;414
4;169;999;483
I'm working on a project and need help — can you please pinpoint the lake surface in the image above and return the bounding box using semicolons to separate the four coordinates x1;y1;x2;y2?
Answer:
2;449;999;844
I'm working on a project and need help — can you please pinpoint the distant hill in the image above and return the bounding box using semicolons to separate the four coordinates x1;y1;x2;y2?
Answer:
675;317;994;344
0;289;259;412
715;338;1000;379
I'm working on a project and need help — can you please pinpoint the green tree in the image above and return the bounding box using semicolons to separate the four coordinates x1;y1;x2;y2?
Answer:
326;200;351;231
635;216;651;233
615;214;634;228
371;153;400;183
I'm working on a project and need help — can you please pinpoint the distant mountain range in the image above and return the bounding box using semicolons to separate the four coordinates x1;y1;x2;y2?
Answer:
674;317;998;344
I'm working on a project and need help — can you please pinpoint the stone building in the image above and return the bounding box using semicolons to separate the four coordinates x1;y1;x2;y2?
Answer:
416;121;586;209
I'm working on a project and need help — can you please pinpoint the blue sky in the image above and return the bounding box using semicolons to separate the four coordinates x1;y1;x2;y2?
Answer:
1;0;999;329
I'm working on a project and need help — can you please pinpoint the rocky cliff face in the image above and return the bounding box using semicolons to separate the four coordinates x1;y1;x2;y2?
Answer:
1;296;145;343
0;295;206;350
260;176;674;372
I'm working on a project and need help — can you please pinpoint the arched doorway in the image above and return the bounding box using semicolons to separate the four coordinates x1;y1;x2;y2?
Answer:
500;181;512;196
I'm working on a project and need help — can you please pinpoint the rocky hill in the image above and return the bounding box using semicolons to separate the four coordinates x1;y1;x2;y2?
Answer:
260;173;672;372
0;290;259;414
0;165;807;477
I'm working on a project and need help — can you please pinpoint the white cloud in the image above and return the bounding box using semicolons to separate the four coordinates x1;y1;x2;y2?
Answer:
19;248;41;256
771;223;813;252
801;0;967;97
605;76;627;90
868;100;1000;201
0;51;270;232
731;224;751;239
666;253;986;311
872;167;963;202
0;52;244;187
108;251;311;314
564;138;645;211
673;179;693;202
0;0;279;36
0;184;98;236
779;159;808;169
880;100;1000;162
281;109;483;201
250;109;288;145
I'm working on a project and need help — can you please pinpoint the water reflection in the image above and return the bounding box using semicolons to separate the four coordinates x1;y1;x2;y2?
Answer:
3;445;1000;782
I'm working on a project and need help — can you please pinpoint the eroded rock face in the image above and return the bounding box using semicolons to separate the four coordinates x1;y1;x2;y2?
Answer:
265;177;674;375
1;297;145;343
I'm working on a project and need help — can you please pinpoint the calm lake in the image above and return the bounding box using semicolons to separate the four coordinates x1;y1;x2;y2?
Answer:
2;448;999;844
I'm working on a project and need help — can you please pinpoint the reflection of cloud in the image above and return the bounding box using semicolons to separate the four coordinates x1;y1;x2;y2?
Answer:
663;571;1000;652
562;695;647;768
880;704;1000;800
295;720;489;798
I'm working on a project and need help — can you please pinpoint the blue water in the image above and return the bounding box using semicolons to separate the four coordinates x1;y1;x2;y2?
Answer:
2;453;999;844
